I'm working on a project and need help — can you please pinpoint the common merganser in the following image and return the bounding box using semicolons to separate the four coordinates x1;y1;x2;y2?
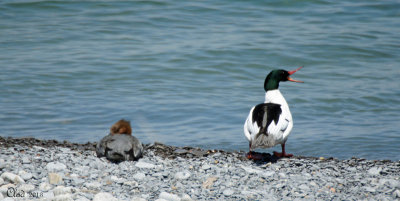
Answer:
244;67;303;159
96;119;143;162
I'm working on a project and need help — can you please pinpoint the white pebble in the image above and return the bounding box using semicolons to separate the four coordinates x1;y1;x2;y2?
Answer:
53;193;73;201
368;167;382;175
223;189;234;196
174;171;191;180
85;182;102;190
133;172;146;180
46;162;67;172
135;161;156;169
93;192;118;201
19;184;35;193
1;172;25;184
53;186;72;196
159;192;181;201
39;182;53;191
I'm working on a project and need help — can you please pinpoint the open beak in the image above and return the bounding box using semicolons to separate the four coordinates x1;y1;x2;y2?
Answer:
287;66;304;83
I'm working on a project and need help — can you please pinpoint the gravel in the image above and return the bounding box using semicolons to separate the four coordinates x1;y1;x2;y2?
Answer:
0;136;399;200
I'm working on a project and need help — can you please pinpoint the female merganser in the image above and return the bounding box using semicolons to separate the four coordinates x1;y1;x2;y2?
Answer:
244;67;303;159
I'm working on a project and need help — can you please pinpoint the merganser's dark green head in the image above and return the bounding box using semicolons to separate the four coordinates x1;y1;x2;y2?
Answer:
264;66;303;91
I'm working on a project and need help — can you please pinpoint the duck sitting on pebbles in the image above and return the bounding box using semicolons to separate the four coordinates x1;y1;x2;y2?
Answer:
96;119;143;162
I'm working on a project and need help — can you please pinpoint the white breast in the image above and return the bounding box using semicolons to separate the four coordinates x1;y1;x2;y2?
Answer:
265;89;293;142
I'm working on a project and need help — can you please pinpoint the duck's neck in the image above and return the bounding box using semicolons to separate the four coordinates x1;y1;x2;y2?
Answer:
265;89;288;107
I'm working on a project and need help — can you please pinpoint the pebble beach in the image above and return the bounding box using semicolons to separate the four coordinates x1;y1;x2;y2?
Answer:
0;136;399;201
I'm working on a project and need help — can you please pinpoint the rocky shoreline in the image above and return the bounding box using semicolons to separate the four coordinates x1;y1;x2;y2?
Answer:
0;136;399;200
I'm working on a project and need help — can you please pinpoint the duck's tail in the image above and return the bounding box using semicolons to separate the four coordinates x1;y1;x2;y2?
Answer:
252;131;276;149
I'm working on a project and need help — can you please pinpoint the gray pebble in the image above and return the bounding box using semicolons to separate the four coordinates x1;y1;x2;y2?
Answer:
223;189;234;196
133;172;146;180
46;162;67;172
21;157;31;164
1;139;399;201
175;171;191;180
135;161;156;169
1;172;25;184
201;164;211;170
159;192;181;201
368;167;382;175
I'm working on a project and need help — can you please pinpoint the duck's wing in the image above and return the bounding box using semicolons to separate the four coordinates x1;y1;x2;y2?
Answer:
252;103;282;134
250;103;283;148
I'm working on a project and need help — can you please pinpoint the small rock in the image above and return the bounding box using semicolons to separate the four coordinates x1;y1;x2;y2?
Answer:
223;189;234;196
85;182;102;190
42;191;55;199
393;189;400;198
309;181;318;187
0;184;15;196
299;184;310;192
53;186;72;196
363;186;376;193
174;149;188;154
124;180;138;187
39;182;53;191
135;161;156;169
20;172;33;181
201;164;211;170
19;184;35;193
73;178;85;185
212;152;222;157
93;192;118;201
278;173;286;178
48;173;63;185
0;159;6;170
175;171;191;180
202;177;218;189
181;194;193;201
131;197;147;201
240;165;262;174
262;171;275;177
53;194;73;201
21;157;31;164
110;175;125;184
347;167;356;172
46;162;67;172
159;192;181;201
0;177;4;185
191;149;207;157
368;167;382;176
133;172;146;180
1;172;25;184
75;196;91;201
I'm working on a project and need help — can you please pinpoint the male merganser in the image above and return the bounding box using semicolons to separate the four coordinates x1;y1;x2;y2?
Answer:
244;67;303;159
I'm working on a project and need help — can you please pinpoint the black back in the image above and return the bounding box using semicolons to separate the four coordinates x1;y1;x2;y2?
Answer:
252;103;282;134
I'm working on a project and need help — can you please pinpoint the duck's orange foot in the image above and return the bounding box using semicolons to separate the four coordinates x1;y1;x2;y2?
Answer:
273;151;293;158
246;151;267;160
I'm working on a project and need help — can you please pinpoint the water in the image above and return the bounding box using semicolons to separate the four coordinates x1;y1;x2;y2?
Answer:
1;0;399;160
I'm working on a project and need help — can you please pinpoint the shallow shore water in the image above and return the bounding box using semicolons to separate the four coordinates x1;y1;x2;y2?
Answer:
0;136;399;200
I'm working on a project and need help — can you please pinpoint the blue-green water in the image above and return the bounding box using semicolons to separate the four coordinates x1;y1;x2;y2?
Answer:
1;0;399;160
